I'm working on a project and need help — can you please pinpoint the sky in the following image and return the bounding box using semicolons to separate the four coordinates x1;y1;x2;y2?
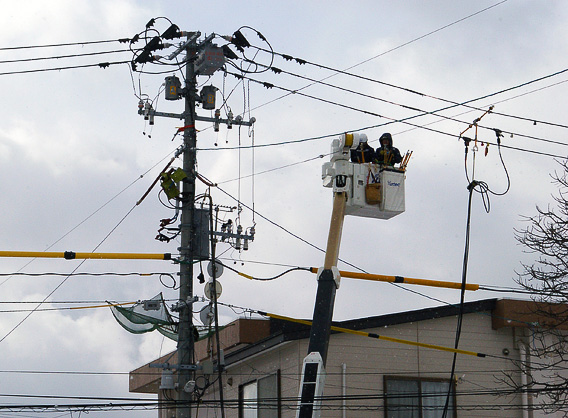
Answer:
1;0;568;416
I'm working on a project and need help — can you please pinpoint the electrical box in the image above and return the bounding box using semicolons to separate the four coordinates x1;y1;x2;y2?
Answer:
200;85;216;110
164;76;182;100
192;208;210;260
194;45;225;75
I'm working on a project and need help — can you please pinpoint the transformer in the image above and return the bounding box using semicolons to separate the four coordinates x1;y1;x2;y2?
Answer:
164;75;182;100
200;85;216;110
194;45;225;75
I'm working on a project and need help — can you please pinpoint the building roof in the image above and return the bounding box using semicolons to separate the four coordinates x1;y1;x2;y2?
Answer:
129;298;561;393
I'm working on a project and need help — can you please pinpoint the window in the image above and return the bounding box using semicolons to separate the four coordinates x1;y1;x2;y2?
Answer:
239;372;280;418
384;376;455;418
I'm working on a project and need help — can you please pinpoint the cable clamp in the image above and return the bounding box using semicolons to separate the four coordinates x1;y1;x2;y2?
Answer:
467;180;479;191
493;128;503;145
316;266;341;289
64;251;76;260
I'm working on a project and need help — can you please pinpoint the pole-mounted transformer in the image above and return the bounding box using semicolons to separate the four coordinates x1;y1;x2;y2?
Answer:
165;75;182;100
200;85;216;110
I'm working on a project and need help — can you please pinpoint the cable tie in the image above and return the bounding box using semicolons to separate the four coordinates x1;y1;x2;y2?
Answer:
64;251;76;260
467;181;479;191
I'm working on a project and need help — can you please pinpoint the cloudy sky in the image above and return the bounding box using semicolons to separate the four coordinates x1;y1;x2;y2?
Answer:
1;0;567;416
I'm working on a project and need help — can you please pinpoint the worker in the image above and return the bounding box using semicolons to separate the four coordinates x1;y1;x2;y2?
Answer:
374;133;402;166
350;137;374;163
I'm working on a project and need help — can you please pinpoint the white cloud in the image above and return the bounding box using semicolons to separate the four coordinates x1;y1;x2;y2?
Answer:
1;2;567;416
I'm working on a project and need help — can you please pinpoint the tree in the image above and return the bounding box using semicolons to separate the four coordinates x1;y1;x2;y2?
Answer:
509;159;568;416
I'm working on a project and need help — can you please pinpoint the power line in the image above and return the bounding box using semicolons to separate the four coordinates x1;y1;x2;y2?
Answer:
0;204;138;344
0;148;175;290
238;1;567;132
196;73;568;161
0;38;131;51
0;60;130;76
200;172;555;319
251;47;568;131
1;386;566;413
243;1;510;112
224;70;568;159
0;49;131;65
0;272;171;277
253;61;568;149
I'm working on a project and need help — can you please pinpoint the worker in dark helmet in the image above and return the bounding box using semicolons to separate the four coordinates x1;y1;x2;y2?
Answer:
374;133;402;166
350;136;374;163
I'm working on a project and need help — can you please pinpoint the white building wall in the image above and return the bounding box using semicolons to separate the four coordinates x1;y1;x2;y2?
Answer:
200;310;526;418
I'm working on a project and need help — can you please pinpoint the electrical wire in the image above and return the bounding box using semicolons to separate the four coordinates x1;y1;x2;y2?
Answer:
244;11;568;132
0;146;177;291
253;60;568;150
243;1;508;107
252;50;568;131
0;203;138;344
218;261;309;281
224;69;568;159
0;60;131;76
0;49;131;65
0;38;131;51
198;170;551;324
0;272;172;277
4;18;560;414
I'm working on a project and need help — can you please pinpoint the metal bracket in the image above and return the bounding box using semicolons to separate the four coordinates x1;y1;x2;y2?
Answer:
316;266;341;289
138;108;255;127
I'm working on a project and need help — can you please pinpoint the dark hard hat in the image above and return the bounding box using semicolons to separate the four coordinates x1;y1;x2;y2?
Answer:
380;133;392;142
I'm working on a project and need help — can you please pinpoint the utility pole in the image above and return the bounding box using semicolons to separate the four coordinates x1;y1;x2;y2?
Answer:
176;33;198;418
134;26;256;418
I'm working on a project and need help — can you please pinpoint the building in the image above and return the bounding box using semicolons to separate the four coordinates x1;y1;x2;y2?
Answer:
130;298;568;418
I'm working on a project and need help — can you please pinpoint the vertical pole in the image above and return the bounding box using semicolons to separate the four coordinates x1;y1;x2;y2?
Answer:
307;191;346;365
297;191;347;418
177;36;197;418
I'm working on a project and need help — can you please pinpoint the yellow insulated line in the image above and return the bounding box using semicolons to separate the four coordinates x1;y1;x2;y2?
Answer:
261;311;486;358
0;251;172;260
310;267;479;291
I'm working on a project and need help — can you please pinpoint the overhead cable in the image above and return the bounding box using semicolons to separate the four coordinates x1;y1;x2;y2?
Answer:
255;62;568;147
0;38;131;51
224;71;568;159
0;60;130;76
0;49;130;65
258;311;487;358
249;40;568;130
